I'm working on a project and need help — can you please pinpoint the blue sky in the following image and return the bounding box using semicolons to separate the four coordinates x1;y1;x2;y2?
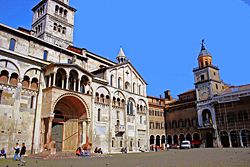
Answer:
0;0;250;98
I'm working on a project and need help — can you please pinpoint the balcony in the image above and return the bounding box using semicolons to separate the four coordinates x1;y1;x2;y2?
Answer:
115;125;125;132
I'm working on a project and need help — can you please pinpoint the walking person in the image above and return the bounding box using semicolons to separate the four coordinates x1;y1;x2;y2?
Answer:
13;143;20;161
19;143;26;166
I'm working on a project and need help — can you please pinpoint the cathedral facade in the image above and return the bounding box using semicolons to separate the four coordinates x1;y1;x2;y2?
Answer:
0;0;149;154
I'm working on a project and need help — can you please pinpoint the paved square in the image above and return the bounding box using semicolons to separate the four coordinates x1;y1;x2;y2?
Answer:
1;148;250;167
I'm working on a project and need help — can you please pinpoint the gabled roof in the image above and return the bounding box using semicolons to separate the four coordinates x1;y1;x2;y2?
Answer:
92;61;148;85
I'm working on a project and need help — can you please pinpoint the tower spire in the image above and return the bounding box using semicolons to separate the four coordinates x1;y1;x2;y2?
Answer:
116;47;127;64
198;39;212;68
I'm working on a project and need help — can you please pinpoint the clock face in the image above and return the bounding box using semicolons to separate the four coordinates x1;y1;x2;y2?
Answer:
199;86;209;100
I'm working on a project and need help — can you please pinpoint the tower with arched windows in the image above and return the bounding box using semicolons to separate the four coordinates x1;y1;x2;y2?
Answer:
116;47;127;64
193;40;225;148
31;0;76;48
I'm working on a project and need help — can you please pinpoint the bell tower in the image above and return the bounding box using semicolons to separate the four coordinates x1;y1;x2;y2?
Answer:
193;40;224;102
31;0;76;48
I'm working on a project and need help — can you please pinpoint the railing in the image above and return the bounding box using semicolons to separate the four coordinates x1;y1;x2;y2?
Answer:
115;125;125;132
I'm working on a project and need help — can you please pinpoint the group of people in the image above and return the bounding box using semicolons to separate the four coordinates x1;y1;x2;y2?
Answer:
13;143;26;161
75;147;91;157
0;142;26;161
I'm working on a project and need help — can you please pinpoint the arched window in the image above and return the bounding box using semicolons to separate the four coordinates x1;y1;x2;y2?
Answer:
127;101;134;115
0;70;9;84
62;27;66;34
53;23;57;31
22;76;30;89
118;77;122;89
10;73;18;86
138;85;141;95
43;50;48;60
125;82;130;91
31;78;38;90
9;38;16;51
133;82;136;93
97;109;101;121
55;5;59;13
110;75;114;87
64;9;68;17
59;7;63;15
58;25;62;33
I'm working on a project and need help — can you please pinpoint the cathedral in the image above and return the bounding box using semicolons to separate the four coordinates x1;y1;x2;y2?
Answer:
0;0;149;154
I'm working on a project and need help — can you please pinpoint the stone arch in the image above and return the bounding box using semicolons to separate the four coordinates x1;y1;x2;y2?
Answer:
186;133;192;143
230;130;240;147
202;109;213;127
179;134;185;143
173;134;178;145
150;135;155;145
156;135;161;147
220;131;230;148
193;132;201;148
52;93;90;118
241;129;250;147
0;59;20;75
167;135;172;144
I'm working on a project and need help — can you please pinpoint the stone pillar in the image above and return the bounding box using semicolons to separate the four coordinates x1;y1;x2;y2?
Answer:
124;103;128;150
229;133;232;148
47;75;50;87
73;79;76;91
82;121;87;145
86;120;90;144
53;73;56;87
46;117;54;143
240;133;244;147
65;75;68;90
62;78;65;89
78;79;81;92
108;98;112;153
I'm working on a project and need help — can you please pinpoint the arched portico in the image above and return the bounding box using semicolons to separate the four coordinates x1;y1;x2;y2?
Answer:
45;95;89;151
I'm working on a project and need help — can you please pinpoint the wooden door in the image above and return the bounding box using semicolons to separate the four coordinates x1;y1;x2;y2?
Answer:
63;119;78;151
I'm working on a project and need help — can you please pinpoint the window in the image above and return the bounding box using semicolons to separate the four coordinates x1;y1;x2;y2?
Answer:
43;50;48;60
127;101;134;115
140;116;142;124
64;10;68;17
120;141;123;147
53;23;57;31
118;77;122;89
30;96;34;109
216;84;218;90
112;140;114;147
62;27;66;34
97;109;101;121
138;85;141;95
55;5;59;13
110;75;114;87
9;38;16;51
133;82;136;93
149;122;154;129
200;74;204;81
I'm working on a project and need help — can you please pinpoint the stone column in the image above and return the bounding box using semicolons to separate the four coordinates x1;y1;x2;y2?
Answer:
108;98;112;153
124;103;128;150
73;79;76;91
86;120;90;144
46;117;54;143
47;75;50;87
229;133;232;148
62;78;65;89
78;79;81;92
65;75;69;90
53;73;56;87
240;133;244;147
82;121;87;145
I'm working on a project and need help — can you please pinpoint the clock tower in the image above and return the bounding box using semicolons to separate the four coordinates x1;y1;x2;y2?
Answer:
193;40;224;147
193;40;224;102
